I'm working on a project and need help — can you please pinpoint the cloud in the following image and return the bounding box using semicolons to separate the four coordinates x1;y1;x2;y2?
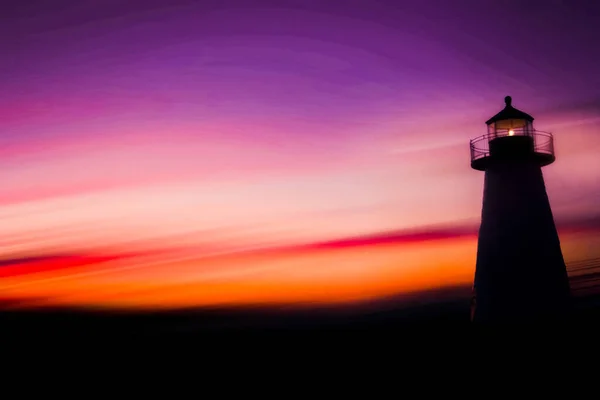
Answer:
0;253;127;278
279;214;600;253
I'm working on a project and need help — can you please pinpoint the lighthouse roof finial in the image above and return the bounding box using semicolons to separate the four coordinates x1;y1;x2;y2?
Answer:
485;96;534;125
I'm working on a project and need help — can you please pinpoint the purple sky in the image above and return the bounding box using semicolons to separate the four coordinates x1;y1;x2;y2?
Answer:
1;0;599;253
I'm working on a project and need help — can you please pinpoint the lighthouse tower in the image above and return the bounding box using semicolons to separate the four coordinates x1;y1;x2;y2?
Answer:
470;96;571;323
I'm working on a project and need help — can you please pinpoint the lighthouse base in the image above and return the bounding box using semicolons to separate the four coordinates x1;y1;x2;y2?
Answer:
471;158;571;323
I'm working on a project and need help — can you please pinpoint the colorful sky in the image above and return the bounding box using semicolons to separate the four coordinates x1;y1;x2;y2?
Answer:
1;0;600;310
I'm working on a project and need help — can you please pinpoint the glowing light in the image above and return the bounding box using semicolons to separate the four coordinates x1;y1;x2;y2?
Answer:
508;130;515;136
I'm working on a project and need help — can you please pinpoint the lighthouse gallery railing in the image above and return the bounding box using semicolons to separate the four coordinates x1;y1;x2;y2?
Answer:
470;129;554;164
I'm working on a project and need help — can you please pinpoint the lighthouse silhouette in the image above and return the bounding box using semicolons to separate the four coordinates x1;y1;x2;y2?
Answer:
469;96;571;323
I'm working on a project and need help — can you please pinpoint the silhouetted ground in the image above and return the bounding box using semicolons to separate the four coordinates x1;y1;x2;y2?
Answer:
3;284;600;339
0;286;469;336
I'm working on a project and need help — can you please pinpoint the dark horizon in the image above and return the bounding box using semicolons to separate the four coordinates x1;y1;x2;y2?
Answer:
3;274;600;335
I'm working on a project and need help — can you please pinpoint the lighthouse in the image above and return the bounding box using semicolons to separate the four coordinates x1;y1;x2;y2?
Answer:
470;96;571;323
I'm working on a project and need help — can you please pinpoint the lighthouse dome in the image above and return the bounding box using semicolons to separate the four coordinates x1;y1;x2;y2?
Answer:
485;96;535;133
486;96;534;127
